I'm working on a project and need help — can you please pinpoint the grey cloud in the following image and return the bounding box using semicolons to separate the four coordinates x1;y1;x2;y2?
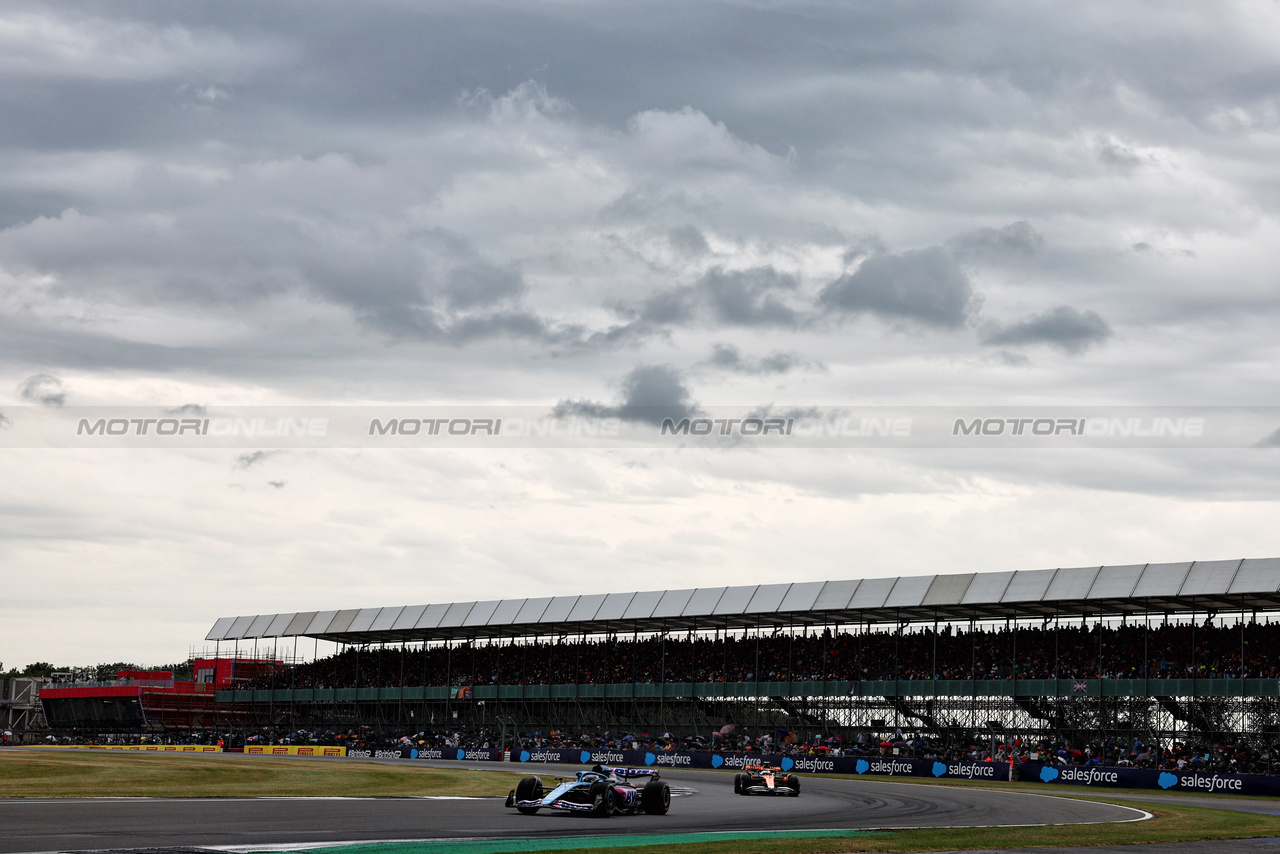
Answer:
707;343;818;375
668;225;710;257
0;410;9;429
18;373;68;406
630;265;802;330
554;364;698;426
268;480;287;489
818;247;977;329
1257;428;1280;449
442;262;525;309
982;305;1112;354
947;221;1044;259
166;403;207;416
234;450;280;470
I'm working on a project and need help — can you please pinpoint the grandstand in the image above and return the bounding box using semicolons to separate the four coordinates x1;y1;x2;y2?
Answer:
192;558;1280;754
33;557;1280;761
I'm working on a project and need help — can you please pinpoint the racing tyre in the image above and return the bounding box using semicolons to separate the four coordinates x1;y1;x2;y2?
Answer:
784;775;800;796
641;779;671;815
733;773;748;795
515;776;543;814
589;781;614;817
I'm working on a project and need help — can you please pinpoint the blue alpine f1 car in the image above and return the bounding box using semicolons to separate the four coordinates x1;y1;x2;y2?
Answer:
505;764;671;816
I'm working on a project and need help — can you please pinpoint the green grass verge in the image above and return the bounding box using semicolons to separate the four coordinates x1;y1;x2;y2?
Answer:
0;750;523;798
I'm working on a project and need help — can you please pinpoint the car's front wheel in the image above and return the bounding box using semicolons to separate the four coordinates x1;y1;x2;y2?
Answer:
514;776;543;814
589;781;614;817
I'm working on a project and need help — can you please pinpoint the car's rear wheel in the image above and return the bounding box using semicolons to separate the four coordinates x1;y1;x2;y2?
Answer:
589;781;614;817
515;776;543;814
642;779;671;814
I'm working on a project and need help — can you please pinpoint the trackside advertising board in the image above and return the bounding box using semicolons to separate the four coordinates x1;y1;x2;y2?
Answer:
1020;763;1280;797
338;747;1280;796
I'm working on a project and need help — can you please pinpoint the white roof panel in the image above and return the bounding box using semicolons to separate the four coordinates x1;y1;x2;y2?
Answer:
1044;567;1101;601
266;613;295;636
746;583;792;613
778;581;825;612
568;593;608;622
813;580;860;610
348;608;381;633
714;585;759;615
1088;565;1145;599
370;606;403;632
540;596;579;623
462;600;501;627
489;599;526;625
595;592;635;621
922;574;974;606
885;575;934;608
391;605;426;630
849;576;896;609
1230;558;1280;594
684;587;726;616
285;612;317;635
1180;559;1242;596
1003;569;1056;602
305;610;339;634
246;614;275;638
228;615;256;639
415;603;450;630
1133;562;1193;598
514;597;553;624
327;609;360;634
437;602;476;628
653;589;696;618
624;590;664;619
962;571;1014;604
206;617;236;641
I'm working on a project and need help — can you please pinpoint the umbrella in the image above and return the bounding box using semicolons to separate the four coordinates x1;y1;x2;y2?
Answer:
719;724;736;735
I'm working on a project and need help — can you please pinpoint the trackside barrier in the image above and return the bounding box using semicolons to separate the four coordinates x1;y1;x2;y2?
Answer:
343;746;1280;795
1018;763;1280;796
243;745;346;757
44;745;222;752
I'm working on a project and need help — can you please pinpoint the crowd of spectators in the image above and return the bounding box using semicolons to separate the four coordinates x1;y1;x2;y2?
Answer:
241;620;1280;690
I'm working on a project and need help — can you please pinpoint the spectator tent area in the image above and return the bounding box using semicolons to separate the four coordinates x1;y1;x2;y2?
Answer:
193;557;1280;751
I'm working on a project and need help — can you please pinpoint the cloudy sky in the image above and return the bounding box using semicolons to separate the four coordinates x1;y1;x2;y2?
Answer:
3;0;1280;667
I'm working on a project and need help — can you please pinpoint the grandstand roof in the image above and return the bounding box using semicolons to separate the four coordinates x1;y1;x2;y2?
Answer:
206;557;1280;645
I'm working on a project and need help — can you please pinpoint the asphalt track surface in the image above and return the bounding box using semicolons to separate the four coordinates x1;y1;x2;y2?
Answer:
0;760;1149;854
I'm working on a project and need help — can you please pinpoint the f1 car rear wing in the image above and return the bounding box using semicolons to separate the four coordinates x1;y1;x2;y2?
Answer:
594;764;658;779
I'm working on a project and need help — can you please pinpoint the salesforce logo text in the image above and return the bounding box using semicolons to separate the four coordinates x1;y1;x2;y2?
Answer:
415;749;445;760
865;760;915;775
588;751;627;764
523;750;563;762
650;753;692;766
1056;767;1119;785
790;757;835;772
458;749;491;760
947;763;995;779
78;418;329;437
1178;774;1243;792
953;417;1204;438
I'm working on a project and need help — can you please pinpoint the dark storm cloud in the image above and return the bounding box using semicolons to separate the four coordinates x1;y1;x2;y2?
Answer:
17;374;68;406
706;343;817;376
442;263;525;309
981;305;1112;354
818;248;977;329
0;409;10;429
554;364;698;426
947;222;1044;260
668;225;710;257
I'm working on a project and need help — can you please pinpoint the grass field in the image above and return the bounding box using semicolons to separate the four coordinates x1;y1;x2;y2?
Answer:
3;750;1279;851
0;749;524;798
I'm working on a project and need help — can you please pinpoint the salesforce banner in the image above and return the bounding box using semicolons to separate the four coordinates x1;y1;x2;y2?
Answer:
347;746;504;761
1021;763;1280;796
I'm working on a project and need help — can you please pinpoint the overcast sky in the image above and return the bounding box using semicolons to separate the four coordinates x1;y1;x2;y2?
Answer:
3;1;1280;668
